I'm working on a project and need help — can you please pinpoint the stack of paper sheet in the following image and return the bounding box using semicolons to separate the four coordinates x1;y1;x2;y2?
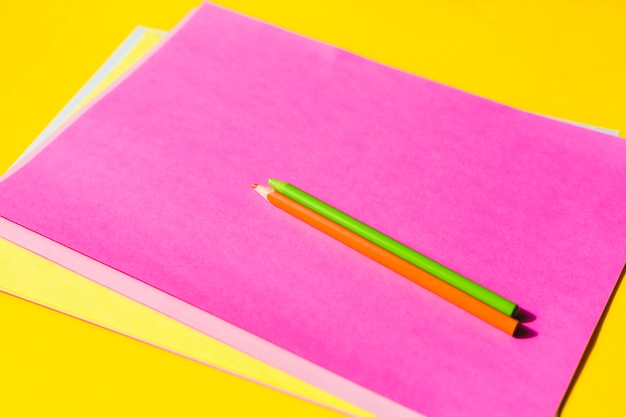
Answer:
1;24;369;417
2;3;625;417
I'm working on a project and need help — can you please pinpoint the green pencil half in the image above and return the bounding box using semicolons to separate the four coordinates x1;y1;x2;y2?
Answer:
268;178;518;317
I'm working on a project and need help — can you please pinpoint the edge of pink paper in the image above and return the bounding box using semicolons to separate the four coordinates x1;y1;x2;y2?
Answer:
0;216;423;417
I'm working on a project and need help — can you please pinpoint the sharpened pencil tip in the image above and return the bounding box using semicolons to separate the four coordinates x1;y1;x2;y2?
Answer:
252;184;272;201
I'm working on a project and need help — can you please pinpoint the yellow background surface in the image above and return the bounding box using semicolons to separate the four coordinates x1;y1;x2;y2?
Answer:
1;1;625;416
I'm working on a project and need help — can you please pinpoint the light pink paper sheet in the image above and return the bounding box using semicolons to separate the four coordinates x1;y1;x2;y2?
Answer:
1;4;625;417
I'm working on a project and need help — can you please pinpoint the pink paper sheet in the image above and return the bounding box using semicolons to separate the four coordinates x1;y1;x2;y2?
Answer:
1;4;625;417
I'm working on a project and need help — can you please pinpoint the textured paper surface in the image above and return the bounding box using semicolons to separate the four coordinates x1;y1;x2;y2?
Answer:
1;4;625;417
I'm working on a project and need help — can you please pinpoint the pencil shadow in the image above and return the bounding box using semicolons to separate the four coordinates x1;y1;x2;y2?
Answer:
556;262;626;416
514;307;536;323
514;324;537;339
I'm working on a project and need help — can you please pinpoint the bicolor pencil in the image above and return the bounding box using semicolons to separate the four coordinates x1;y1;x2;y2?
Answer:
253;184;519;335
268;178;518;317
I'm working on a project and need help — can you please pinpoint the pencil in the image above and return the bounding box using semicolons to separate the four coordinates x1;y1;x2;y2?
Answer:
268;178;518;317
253;184;519;335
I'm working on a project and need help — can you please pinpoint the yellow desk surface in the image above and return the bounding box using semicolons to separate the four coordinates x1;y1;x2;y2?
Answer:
1;1;625;416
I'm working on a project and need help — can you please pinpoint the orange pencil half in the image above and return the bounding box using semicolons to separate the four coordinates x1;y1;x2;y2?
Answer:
253;184;519;336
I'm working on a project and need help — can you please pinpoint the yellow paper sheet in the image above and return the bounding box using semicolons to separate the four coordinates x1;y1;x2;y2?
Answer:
0;290;347;417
